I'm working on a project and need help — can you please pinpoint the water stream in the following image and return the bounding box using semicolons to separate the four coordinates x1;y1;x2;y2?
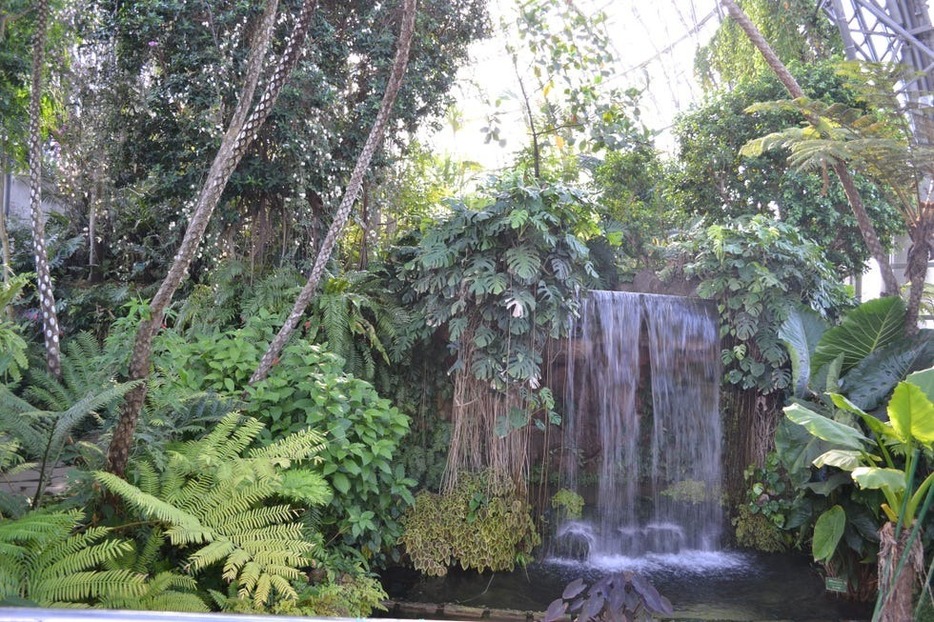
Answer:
557;291;722;561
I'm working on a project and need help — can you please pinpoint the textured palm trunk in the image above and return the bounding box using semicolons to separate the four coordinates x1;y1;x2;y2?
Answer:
27;0;62;378
248;0;417;386
720;0;900;297
106;0;318;477
877;521;923;622
904;202;933;336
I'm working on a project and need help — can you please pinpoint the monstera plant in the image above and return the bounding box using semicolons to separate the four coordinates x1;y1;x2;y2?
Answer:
785;366;934;621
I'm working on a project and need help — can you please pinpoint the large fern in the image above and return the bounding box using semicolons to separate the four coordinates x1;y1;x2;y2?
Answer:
0;509;146;607
94;413;330;609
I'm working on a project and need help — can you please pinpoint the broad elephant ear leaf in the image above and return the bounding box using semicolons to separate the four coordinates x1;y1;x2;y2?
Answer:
774;415;830;487
906;363;934;403
812;505;845;562
841;338;933;411
785;403;869;450
779;306;828;397
887;381;934;445
812;296;905;376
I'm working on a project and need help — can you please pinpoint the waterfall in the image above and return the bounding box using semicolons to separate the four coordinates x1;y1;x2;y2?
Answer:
557;291;722;560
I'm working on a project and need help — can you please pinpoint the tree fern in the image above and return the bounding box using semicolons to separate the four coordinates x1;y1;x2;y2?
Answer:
24;332;115;413
94;412;330;609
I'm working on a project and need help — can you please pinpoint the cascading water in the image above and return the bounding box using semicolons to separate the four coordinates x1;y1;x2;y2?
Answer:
556;290;722;563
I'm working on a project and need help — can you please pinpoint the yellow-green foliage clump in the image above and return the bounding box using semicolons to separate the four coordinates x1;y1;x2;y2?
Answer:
661;480;712;504
551;488;584;520
401;472;540;576
732;505;790;553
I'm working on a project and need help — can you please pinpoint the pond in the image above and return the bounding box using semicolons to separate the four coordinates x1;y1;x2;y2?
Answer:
384;551;873;621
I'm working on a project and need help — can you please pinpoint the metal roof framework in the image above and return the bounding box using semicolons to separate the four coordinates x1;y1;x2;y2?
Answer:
821;0;934;101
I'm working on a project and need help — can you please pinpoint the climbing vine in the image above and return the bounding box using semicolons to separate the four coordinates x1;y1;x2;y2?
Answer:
663;215;851;394
407;170;598;490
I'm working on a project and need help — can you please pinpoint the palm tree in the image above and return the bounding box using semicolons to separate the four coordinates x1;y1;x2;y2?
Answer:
720;0;902;301
725;0;933;334
249;0;417;386
27;0;62;378
105;0;318;477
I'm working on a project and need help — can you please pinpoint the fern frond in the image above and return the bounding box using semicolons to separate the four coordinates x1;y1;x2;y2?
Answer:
103;569;208;613
265;573;298;603
201;483;281;526
137;591;210;612
219;505;299;534
277;469;332;507
38;538;136;585
34;569;147;605
94;471;207;536
45;379;142;459
222;549;252;582
131;461;159;497
0;509;79;542
248;428;326;463
186;539;236;573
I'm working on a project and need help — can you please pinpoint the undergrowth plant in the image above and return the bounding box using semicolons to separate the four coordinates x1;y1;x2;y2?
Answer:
0;509;147;607
0;274;30;383
246;344;415;565
400;471;539;576
94;412;331;610
0;347;140;512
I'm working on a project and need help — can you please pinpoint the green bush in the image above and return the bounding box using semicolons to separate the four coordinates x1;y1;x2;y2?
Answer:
664;215;852;393
246;344;416;565
551;488;584;520
733;505;789;553
153;316;416;567
400;472;539;576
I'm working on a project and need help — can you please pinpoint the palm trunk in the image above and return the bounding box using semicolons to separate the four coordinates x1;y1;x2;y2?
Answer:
904;205;933;336
248;0;417;386
27;0;62;378
720;0;900;297
106;0;318;477
877;521;923;622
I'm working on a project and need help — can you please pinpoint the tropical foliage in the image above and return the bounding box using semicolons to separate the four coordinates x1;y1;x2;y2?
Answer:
664;215;851;393
2;0;932;616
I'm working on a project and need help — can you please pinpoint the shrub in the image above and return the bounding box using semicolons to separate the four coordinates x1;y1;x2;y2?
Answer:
152;317;416;567
400;471;539;576
245;344;415;565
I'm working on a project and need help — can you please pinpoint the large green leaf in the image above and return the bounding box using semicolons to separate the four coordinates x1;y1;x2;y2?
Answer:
812;297;905;375
812;505;845;562
774;416;829;487
842;338;932;411
785;403;869;450
813;449;864;471
906;363;934;403
829;393;895;439
851;467;906;494
504;245;541;281
887;381;934;445
779;307;828;397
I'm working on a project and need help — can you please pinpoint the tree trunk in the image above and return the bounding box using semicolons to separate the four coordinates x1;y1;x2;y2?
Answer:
904;203;933;336
877;521;923;622
720;0;901;297
248;0;417;386
27;0;62;378
0;153;11;294
106;0;318;477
